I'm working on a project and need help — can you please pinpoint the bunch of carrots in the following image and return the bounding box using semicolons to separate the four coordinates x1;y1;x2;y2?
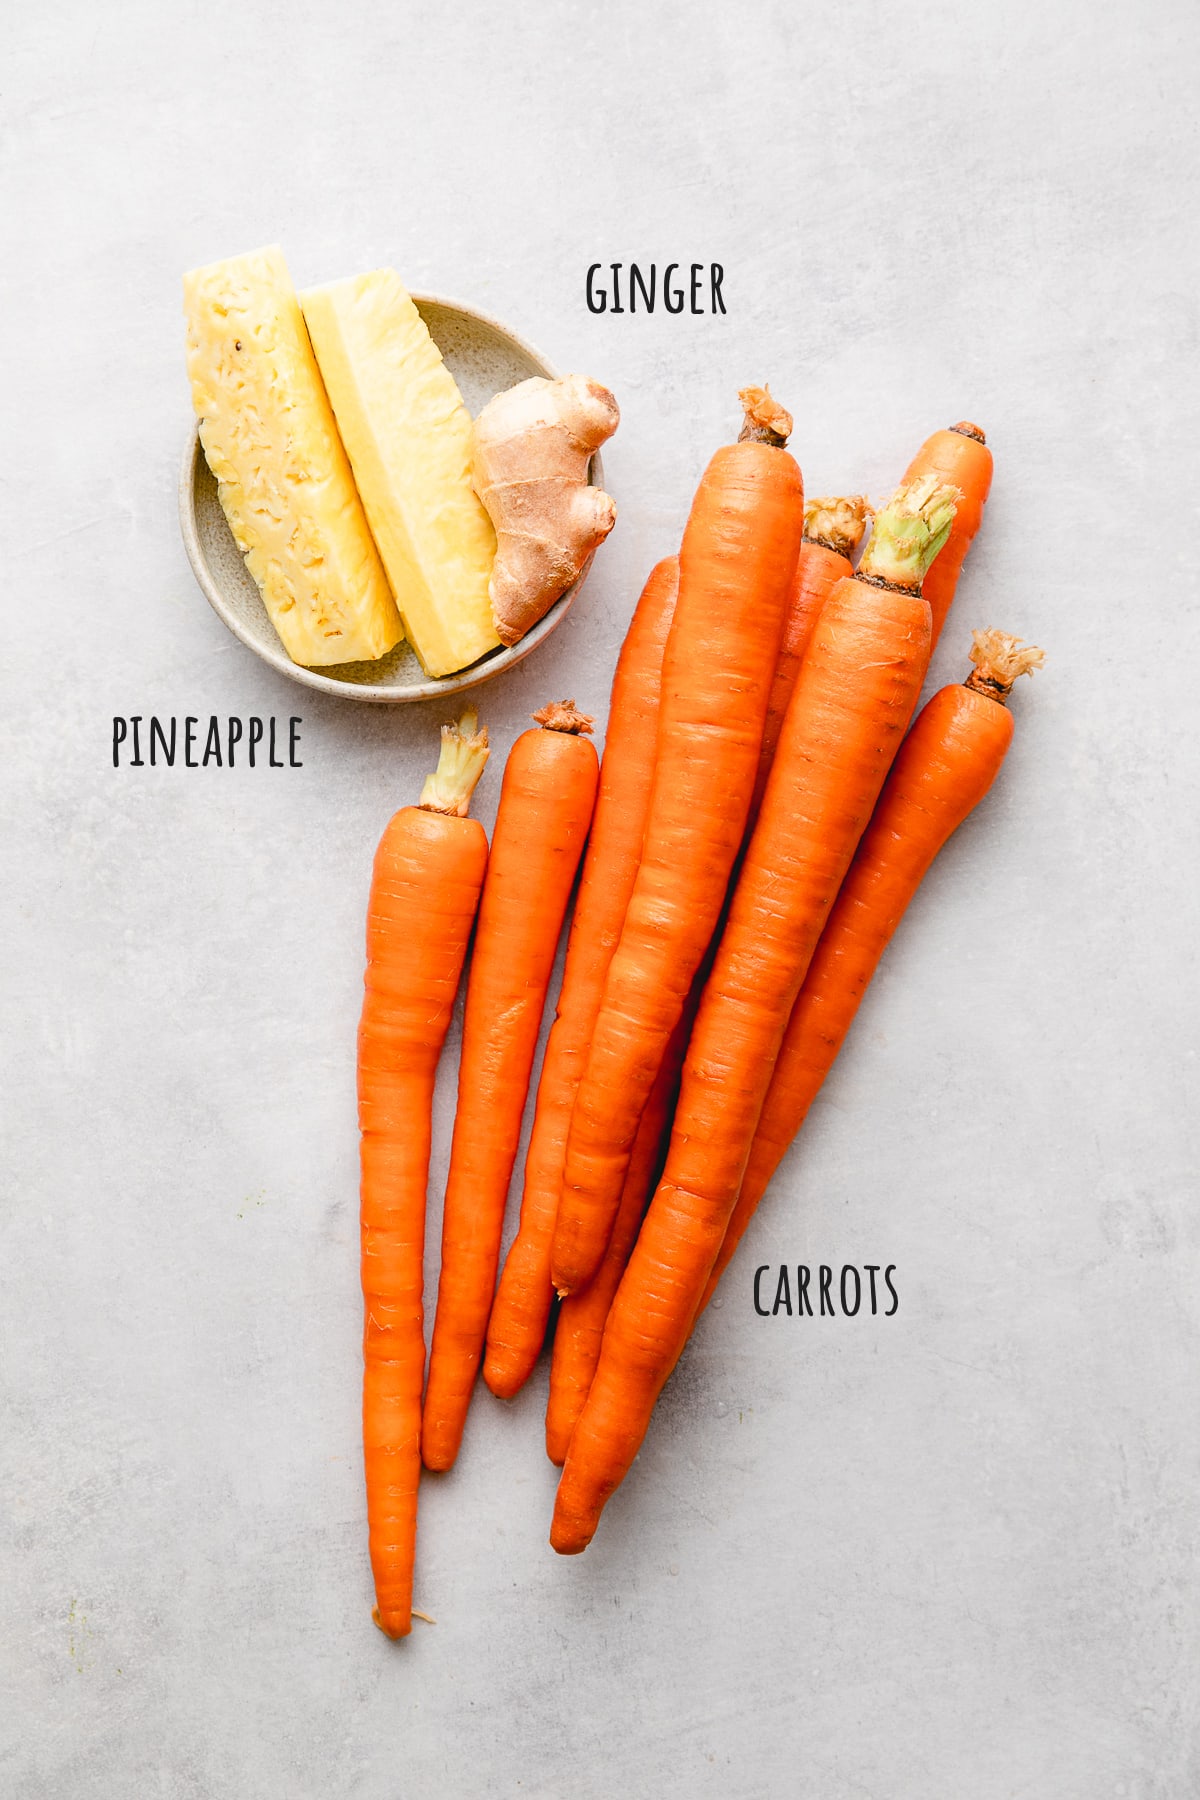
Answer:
357;388;1043;1636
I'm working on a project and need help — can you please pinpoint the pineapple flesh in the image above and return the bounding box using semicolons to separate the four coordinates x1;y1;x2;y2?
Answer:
300;271;500;679
184;245;403;667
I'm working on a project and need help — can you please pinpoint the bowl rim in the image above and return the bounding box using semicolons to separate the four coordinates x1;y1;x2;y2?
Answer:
178;289;603;704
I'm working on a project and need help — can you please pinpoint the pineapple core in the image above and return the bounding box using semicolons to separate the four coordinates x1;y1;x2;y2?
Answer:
301;271;500;679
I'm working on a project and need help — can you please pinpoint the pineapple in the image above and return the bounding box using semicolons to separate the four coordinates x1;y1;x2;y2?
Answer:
301;271;500;679
184;246;403;667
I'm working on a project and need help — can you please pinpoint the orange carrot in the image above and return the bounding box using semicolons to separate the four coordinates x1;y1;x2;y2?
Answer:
550;476;957;1553
421;702;599;1471
699;629;1044;1312
551;387;805;1298
904;422;992;649
483;559;679;1400
358;712;490;1638
544;1011;687;1465
751;494;870;818
564;497;869;1448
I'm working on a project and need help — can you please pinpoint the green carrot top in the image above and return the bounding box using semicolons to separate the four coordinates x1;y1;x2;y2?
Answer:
858;472;961;590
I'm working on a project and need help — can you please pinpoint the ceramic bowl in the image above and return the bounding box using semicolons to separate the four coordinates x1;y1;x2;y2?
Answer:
178;294;604;703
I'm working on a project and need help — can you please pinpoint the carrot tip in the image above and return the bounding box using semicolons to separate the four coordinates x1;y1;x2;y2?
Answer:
371;1605;412;1640
549;1523;591;1556
482;1361;523;1400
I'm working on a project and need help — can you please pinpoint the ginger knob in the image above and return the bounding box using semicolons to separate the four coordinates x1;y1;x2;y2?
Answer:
471;374;619;646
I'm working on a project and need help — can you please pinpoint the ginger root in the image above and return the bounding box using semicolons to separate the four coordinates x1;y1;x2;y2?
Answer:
471;374;619;646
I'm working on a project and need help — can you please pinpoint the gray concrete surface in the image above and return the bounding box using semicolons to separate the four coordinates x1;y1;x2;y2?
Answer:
3;1;1198;1794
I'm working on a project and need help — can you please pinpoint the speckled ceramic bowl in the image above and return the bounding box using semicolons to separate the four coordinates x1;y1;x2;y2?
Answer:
179;294;605;703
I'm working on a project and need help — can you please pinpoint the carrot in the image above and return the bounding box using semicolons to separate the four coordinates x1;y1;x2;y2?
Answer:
544;1010;687;1464
358;712;490;1639
550;475;958;1553
699;628;1044;1312
903;421;992;649
483;560;679;1400
556;495;870;1448
421;701;599;1471
551;386;805;1299
750;494;870;819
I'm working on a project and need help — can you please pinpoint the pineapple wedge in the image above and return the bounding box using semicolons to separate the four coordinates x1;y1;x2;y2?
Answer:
300;271;500;679
184;246;403;667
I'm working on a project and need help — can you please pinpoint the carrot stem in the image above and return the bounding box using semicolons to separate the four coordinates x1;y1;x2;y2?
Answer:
802;494;871;558
737;384;793;446
858;475;960;589
418;710;490;816
964;628;1046;699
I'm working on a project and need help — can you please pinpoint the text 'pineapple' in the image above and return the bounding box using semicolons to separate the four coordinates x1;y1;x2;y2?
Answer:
111;715;302;769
